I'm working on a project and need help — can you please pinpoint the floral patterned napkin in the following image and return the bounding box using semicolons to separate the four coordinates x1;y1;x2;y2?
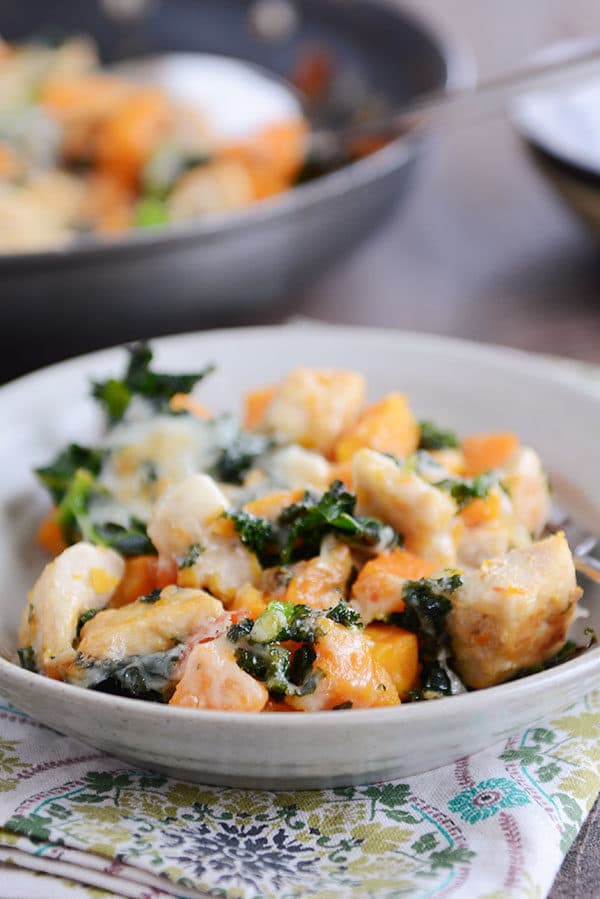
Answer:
0;690;599;899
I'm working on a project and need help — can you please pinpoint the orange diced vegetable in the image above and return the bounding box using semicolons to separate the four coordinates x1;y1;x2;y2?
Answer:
243;385;277;430
334;393;419;462
244;489;304;520
169;393;212;419
351;548;435;622
459;492;502;527
229;583;268;619
288;618;400;710
110;555;178;608
462;432;519;476
36;510;67;557
365;624;420;696
96;89;171;188
223;118;307;199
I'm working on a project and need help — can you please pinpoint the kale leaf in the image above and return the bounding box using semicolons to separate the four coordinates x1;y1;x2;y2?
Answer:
391;574;464;700
435;472;498;510
17;646;37;672
55;469;155;556
92;342;214;423
418;420;459;451
326;601;363;629
78;645;184;701
76;609;98;637
178;543;204;569
213;431;269;485
226;510;280;569
35;444;104;504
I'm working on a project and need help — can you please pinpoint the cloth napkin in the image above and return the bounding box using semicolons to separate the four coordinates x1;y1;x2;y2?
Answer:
0;690;599;899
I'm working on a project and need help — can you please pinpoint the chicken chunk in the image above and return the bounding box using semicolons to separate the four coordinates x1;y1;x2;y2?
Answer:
148;473;259;601
448;533;582;688
352;449;457;567
502;447;551;537
287;617;400;711
264;367;365;457
169;637;269;711
268;444;331;492
76;586;224;662
19;542;124;678
147;473;229;559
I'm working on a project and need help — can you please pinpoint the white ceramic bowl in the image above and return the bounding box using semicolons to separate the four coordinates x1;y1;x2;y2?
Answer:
0;324;598;789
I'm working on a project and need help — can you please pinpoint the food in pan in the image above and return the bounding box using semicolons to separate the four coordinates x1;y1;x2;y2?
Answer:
0;36;306;252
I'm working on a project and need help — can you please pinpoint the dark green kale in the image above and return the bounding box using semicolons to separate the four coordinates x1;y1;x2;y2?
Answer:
278;481;396;564
79;645;184;701
227;617;254;642
213;431;269;485
226;510;280;568
139;589;162;604
228;482;395;568
435;472;498;510
17;646;37;672
418;420;460;451
326;601;363;629
76;608;99;637
55;469;155;556
332;701;353;710
391;574;464;700
35;443;104;504
234;642;319;699
178;543;204;569
92;342;214;423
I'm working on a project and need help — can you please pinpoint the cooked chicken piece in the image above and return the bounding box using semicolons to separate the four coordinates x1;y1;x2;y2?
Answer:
168;160;255;220
264;367;365;457
352;449;457;568
19;542;124;678
502;447;551;537
287;617;400;711
268;444;331;492
284;536;352;610
148;473;260;601
76;586;224;662
448;533;582;688
147;473;229;557
169;637;269;711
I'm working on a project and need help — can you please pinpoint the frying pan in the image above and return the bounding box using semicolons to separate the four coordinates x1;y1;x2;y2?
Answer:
0;0;463;379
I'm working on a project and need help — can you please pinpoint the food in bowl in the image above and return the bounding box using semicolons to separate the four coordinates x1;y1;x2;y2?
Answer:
17;343;589;712
0;35;307;252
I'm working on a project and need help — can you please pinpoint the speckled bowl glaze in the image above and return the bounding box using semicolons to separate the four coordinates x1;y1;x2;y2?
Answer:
0;324;598;788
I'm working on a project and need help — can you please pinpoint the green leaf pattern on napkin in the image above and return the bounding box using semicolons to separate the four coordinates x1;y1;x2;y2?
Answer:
0;691;598;897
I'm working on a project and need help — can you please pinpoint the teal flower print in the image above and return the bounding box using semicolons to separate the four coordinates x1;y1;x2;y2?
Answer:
448;778;529;824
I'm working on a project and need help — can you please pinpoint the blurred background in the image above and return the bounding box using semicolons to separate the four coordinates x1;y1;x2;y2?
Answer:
1;0;600;380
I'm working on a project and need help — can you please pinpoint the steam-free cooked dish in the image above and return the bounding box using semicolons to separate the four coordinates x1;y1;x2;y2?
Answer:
18;344;589;712
0;36;306;253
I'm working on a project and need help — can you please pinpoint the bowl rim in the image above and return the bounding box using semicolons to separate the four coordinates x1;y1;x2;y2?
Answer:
1;322;598;731
0;1;474;272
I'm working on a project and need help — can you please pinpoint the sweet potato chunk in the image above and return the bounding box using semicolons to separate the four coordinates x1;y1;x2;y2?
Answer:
462;432;519;476
351;548;435;623
334;393;419;462
287;618;400;710
365;624;420;696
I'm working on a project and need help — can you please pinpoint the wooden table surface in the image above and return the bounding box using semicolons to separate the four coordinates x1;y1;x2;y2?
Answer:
292;3;600;893
288;0;600;364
